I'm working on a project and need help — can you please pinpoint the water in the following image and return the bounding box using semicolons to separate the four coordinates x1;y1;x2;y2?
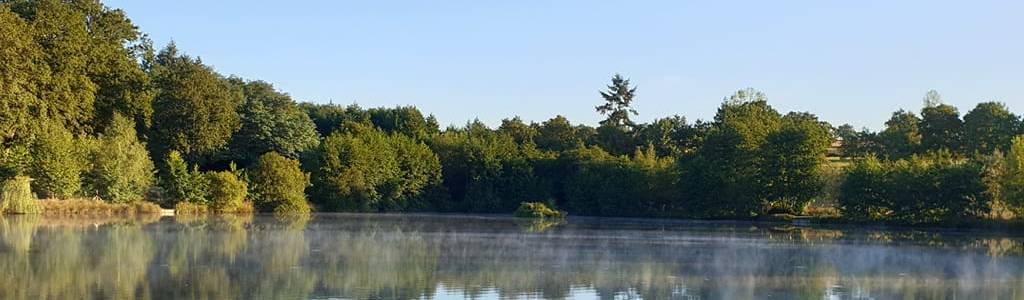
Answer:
1;213;1023;299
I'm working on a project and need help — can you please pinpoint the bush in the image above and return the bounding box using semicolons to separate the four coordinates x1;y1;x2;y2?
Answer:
163;151;207;205
249;152;311;214
83;114;156;203
514;202;564;218
204;171;249;213
28;124;84;199
838;154;991;223
563;146;677;217
1;176;41;214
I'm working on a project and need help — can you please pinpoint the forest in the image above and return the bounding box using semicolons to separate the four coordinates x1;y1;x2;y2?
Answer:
2;0;1024;225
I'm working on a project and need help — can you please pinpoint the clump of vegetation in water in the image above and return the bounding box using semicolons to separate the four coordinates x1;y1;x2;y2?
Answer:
514;202;565;219
1;176;42;214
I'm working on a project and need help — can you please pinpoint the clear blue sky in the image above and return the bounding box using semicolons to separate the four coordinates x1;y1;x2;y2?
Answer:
106;0;1023;129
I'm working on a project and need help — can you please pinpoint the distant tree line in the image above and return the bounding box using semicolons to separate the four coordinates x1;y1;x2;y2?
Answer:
2;0;1024;223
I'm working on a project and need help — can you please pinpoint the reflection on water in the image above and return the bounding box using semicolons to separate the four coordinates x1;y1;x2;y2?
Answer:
2;214;1024;299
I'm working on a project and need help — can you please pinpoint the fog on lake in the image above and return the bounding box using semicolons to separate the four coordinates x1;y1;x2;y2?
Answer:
1;214;1023;299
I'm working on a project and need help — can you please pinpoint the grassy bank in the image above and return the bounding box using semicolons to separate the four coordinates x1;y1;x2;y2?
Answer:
38;198;162;217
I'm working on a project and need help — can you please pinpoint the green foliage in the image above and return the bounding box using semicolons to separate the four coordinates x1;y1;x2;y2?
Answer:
83;114;156;203
249;152;311;214
963;102;1021;155
429;122;547;213
305;125;444;212
203;171;248;213
0;139;31;180
920;104;963;154
1001;136;1024;214
679;95;782;218
0;6;46;140
368;106;437;141
163;151;206;205
497;117;537;146
514;202;564;218
149;43;242;166
1;176;41;214
535;116;581;152
878;110;922;159
838;154;991;223
760;112;832;214
300;103;371;137
634;116;708;157
28;123;84;199
564;146;677;217
227;79;319;166
596;74;638;128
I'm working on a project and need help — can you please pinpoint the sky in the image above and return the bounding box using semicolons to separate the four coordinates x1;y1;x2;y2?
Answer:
105;0;1024;129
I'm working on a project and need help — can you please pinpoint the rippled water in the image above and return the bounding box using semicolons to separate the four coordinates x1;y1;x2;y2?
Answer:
1;213;1023;299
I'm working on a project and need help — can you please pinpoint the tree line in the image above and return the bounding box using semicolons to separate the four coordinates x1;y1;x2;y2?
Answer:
2;0;1024;223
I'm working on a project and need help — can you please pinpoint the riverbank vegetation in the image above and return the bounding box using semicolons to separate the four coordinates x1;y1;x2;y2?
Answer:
1;0;1023;225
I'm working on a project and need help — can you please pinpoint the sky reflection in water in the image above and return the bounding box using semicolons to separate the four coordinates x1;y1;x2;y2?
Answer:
1;213;1023;299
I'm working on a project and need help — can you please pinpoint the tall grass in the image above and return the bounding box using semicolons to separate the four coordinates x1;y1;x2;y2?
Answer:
38;198;161;216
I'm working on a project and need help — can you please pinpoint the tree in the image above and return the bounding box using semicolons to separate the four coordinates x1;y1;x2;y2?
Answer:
1003;136;1024;214
250;152;311;214
29;123;84;199
227;79;319;166
203;170;248;213
535;116;581;152
83;114;156;203
878;110;921;159
368;106;437;141
679;92;782;218
963;102;1020;154
922;89;943;108
920;104;963;154
596;74;638;128
0;6;47;141
497;117;537;146
304;125;443;212
7;0;97;134
429;123;545;212
163;150;206;205
299;103;371;137
149;43;242;166
760;112;832;213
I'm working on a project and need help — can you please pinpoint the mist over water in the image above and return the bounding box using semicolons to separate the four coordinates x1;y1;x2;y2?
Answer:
1;214;1023;299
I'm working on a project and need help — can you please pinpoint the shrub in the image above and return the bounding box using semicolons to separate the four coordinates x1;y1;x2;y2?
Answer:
838;154;991;223
514;202;564;218
1;176;41;214
249;152;311;214
28;124;84;199
204;171;248;213
83;114;156;203
163;151;207;205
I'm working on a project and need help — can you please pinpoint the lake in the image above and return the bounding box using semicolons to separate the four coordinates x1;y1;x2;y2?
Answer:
1;213;1023;299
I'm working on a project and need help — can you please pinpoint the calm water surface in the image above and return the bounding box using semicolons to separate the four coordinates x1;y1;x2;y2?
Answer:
1;213;1023;299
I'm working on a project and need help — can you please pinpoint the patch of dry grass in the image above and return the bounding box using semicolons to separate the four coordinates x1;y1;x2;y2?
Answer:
38;198;162;217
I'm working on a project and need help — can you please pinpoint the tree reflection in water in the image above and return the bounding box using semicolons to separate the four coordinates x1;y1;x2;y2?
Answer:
1;214;1024;299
